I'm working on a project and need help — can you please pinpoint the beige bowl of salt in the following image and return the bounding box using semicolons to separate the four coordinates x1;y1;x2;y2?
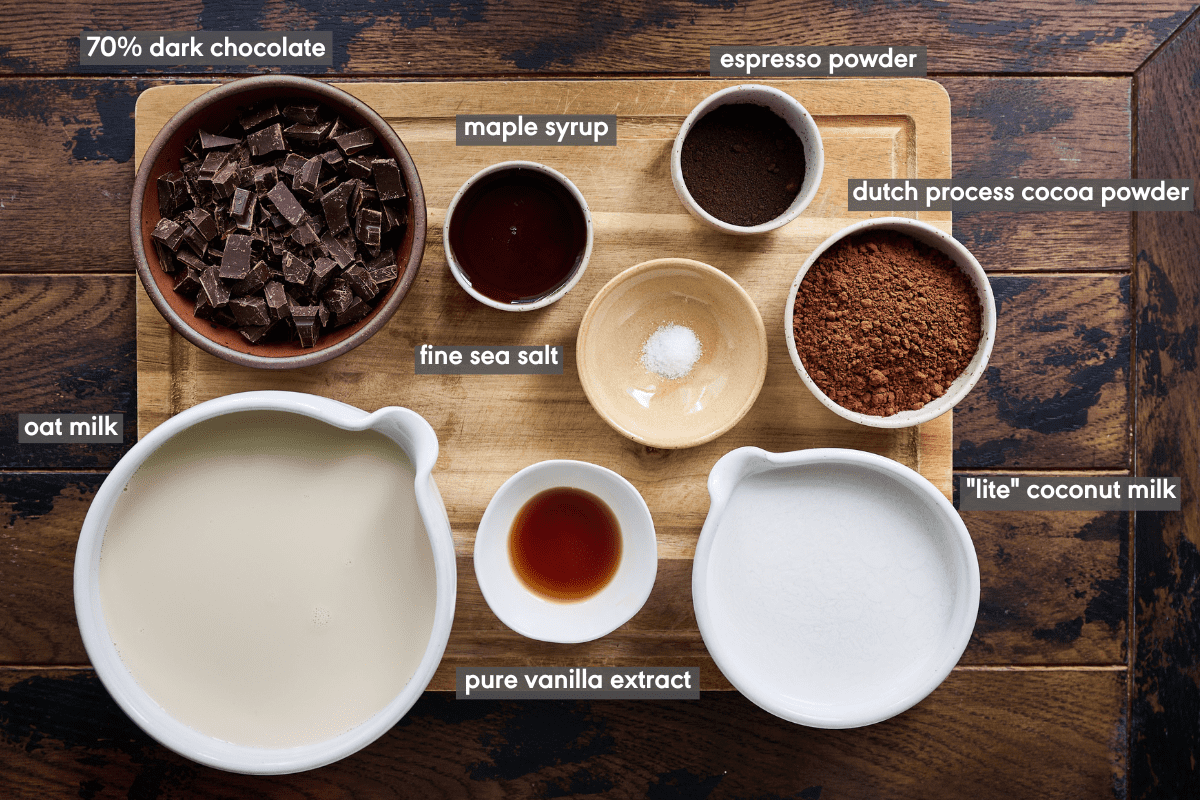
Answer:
577;258;767;449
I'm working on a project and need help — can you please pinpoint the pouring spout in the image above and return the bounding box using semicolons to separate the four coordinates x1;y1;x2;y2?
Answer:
707;447;775;508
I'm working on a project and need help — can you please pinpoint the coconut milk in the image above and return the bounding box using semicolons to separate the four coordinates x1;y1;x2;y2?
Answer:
99;411;436;749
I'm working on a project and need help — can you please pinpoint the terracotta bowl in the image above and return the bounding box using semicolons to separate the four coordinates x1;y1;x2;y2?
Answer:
130;75;427;369
577;258;768;449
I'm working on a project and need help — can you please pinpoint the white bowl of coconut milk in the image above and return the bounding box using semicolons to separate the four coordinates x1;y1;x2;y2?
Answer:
73;391;456;774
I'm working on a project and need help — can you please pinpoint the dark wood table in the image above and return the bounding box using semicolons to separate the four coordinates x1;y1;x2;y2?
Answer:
1;4;1197;798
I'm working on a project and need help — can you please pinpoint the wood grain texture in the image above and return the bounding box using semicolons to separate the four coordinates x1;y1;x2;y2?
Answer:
0;471;1125;670
0;0;1195;74
954;275;1130;470
0;80;139;272
0;668;1126;799
942;77;1132;272
0;275;136;469
1132;13;1200;799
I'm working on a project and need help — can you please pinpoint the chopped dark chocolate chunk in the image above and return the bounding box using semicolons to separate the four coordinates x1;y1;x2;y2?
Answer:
157;171;190;217
194;292;214;321
218;233;254;279
289;219;320;247
266;182;307;226
295;156;322;198
343;263;379;301
229;296;271;327
308;257;338;294
199;265;231;308
211;161;239;198
230;187;250;217
346;156;373;180
199;129;240;149
321;181;353;234
181;224;208;257
233;192;257;231
151;218;186;251
320;149;345;170
320;232;355;268
239;324;274;344
153;241;178;274
282;103;321;124
372;159;406;201
230;260;271;296
264;281;290;320
253;165;278;193
334;128;376;156
323;277;355;315
335;295;371;327
278;153;307;176
176;250;207;273
173;267;203;297
239;102;279;130
198;150;229;179
285;121;333;146
381;201;408;232
184;207;218;241
355;208;383;247
246;123;286;157
367;264;399;291
294;317;319;348
281;252;312;285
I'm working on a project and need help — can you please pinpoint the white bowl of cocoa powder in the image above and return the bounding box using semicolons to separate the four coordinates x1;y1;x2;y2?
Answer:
786;217;996;428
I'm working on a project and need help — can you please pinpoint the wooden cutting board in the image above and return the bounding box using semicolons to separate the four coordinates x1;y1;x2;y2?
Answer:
134;79;953;689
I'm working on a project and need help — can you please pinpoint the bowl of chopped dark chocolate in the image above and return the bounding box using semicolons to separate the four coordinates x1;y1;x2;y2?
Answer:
131;75;426;369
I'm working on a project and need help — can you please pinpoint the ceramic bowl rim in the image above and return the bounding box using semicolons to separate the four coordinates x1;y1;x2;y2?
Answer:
670;84;825;235
472;459;658;643
692;446;980;728
72;391;456;774
783;217;997;428
443;160;594;312
576;257;768;449
130;75;428;369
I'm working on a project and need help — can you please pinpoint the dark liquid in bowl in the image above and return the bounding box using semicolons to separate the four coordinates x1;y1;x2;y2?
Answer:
509;487;622;602
448;168;588;304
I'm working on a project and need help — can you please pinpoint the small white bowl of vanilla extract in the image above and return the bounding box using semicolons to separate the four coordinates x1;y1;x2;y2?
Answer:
473;460;658;642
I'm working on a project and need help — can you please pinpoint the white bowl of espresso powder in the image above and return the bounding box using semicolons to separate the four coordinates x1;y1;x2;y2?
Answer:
786;218;997;428
672;85;824;234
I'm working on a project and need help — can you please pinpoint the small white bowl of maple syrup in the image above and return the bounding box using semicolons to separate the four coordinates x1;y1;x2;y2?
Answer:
473;460;658;643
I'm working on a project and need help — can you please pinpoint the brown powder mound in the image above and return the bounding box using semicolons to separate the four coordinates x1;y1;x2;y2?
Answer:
792;230;982;417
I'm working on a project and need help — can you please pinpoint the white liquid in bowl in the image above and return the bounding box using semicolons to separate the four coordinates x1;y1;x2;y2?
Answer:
705;463;963;718
99;411;436;749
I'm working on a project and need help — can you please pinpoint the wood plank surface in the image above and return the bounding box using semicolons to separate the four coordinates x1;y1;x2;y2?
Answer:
0;0;1194;75
0;471;1125;670
0;275;136;470
0;667;1126;799
1132;12;1200;799
942;77;1132;273
954;275;1130;470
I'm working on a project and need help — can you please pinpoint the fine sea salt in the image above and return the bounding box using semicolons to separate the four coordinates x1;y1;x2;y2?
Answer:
641;323;703;380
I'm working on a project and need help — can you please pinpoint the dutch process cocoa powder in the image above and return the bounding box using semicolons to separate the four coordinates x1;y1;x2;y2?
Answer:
680;104;807;227
792;230;982;417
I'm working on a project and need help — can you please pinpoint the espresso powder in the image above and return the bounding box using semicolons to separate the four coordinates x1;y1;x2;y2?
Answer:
792;231;982;417
681;104;807;227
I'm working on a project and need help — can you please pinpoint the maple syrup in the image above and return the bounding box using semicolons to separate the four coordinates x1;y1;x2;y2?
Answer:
447;167;588;304
508;487;622;602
